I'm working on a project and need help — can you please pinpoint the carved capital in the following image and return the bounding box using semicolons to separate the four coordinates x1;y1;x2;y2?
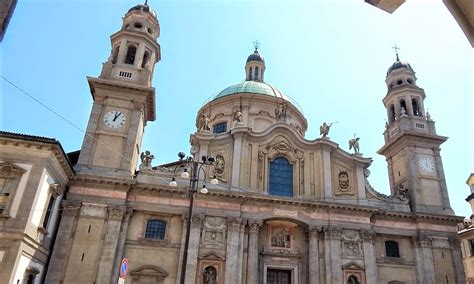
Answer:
448;237;461;250
416;236;433;248
49;184;64;198
191;215;204;227
107;206;126;220
360;230;375;243
248;221;262;234
324;226;342;239
306;226;322;238
227;218;241;231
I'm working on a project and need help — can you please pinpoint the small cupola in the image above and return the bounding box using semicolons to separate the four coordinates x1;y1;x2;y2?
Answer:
245;41;265;82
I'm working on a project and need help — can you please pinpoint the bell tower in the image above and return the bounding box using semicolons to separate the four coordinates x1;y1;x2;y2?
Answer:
76;2;161;177
377;49;453;214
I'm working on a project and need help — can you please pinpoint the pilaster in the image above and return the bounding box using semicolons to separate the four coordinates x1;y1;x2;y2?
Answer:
45;201;81;283
225;218;242;284
246;221;261;284
324;226;342;283
95;206;126;283
360;230;377;284
449;237;466;284
184;215;203;284
307;226;321;284
322;147;333;199
414;236;435;283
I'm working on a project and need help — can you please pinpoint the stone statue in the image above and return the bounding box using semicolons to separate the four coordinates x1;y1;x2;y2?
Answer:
198;114;211;132
394;184;408;201
203;268;217;284
348;137;360;154
139;150;154;170
400;106;407;116
320;122;336;138
426;111;431;121
275;103;287;119
271;228;290;248
233;108;243;125
385;120;389;129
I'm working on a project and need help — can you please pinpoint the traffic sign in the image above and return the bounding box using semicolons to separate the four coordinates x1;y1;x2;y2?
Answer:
119;258;129;279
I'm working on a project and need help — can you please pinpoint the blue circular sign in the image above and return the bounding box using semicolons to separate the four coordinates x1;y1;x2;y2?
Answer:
119;258;129;278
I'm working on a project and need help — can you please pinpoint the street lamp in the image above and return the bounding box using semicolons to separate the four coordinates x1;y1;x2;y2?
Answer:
168;152;218;284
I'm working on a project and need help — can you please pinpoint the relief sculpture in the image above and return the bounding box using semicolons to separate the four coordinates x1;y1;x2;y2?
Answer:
271;227;291;248
339;171;350;191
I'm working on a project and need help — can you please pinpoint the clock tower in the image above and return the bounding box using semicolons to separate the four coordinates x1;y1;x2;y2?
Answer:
76;3;160;177
377;53;453;215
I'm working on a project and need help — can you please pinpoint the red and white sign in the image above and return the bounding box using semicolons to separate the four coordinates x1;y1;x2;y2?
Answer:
119;258;129;279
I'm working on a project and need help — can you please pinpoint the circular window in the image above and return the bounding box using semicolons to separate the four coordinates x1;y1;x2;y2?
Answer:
407;79;413;84
147;27;153;34
134;22;143;28
397;80;403;85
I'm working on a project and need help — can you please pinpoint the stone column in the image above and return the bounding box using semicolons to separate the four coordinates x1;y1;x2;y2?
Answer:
45;201;80;283
414;236;435;283
110;207;132;284
225;218;241;284
95;206;126;284
449;237;466;284
307;226;321;284
324;227;342;284
361;230;377;284
184;215;203;284
246;222;261;284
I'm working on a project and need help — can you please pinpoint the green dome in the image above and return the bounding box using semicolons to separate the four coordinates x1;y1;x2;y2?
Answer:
213;81;289;101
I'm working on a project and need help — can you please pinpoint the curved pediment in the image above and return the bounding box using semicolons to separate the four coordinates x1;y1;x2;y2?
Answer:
130;265;169;279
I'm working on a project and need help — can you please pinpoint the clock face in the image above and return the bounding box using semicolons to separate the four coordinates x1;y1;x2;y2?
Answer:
418;157;435;174
104;110;126;129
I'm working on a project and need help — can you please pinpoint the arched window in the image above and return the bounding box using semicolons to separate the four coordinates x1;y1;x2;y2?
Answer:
125;45;137;65
248;67;253;80
141;51;150;68
389;105;396;123
112;46;120;64
255;66;259;79
269;157;293;197
145;219;166;239
203;266;217;283
385;240;400;258
347;275;359;284
412;98;420;116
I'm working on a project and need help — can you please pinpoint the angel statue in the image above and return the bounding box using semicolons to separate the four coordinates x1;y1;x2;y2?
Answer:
348;137;360;154
320;122;336;138
139;150;155;171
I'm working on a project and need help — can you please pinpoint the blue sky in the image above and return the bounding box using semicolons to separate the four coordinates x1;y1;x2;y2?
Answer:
2;0;473;217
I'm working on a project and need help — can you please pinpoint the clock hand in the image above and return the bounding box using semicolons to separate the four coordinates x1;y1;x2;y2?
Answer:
113;112;122;122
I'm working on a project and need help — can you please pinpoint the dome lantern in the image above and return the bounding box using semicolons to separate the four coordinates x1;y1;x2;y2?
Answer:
245;41;265;82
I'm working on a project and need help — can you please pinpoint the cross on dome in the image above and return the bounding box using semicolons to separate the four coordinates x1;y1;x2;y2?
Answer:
392;44;400;61
253;40;260;51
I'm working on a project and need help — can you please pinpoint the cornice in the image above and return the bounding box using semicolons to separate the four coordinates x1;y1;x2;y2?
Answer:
0;132;75;178
131;184;462;224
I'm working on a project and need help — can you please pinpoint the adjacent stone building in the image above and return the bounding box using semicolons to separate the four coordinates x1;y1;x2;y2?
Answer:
458;174;474;284
0;131;74;283
0;2;459;284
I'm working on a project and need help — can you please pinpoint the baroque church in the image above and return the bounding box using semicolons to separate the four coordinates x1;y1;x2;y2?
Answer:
0;2;467;284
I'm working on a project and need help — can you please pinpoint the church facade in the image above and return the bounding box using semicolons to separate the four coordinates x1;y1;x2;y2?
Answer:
34;3;467;284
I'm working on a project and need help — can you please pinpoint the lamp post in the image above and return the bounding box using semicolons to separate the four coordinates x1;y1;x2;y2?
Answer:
169;152;218;284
